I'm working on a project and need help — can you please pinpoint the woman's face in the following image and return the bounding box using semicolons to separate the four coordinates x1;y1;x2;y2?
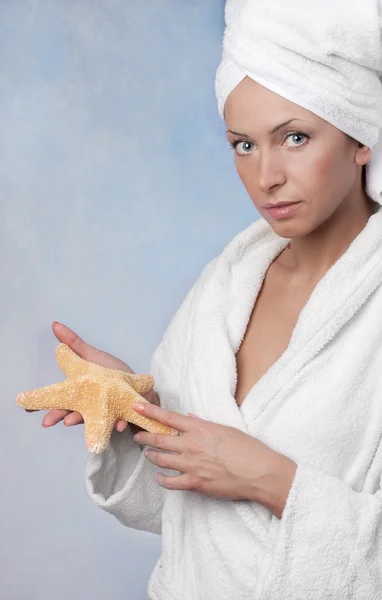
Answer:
224;77;370;238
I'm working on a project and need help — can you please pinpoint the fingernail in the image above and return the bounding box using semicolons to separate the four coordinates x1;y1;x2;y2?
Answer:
188;412;200;418
131;403;145;412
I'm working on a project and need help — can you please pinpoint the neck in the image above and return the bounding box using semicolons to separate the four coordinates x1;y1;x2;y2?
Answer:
279;194;376;282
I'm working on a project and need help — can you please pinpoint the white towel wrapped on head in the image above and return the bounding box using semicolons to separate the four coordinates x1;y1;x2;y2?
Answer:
215;0;382;204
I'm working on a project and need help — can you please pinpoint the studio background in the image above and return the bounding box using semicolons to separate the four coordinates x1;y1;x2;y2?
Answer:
1;2;259;598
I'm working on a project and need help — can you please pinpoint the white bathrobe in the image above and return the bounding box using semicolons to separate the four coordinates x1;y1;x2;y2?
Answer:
85;202;382;600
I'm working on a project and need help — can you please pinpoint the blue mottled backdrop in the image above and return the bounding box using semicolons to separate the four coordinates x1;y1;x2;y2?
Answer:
1;1;258;598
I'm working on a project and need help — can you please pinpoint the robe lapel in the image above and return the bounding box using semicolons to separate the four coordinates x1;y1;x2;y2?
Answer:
239;208;382;429
187;218;287;433
187;209;382;437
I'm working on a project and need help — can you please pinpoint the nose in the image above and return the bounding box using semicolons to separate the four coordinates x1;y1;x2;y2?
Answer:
257;151;286;194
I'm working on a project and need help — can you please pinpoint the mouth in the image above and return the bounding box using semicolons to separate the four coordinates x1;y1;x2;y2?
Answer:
263;201;299;208
263;201;302;220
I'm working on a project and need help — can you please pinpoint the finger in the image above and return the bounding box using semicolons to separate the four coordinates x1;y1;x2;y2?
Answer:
42;409;71;427
133;430;183;453
51;321;99;360
114;421;146;434
156;472;194;491
144;449;185;472
131;402;190;433
63;411;84;426
188;412;203;419
51;321;132;371
115;420;128;432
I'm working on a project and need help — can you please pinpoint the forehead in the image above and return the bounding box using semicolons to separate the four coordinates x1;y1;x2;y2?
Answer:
224;77;321;129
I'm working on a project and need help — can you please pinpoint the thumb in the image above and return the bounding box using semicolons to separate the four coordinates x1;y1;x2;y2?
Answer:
52;322;90;359
51;321;133;372
52;321;104;362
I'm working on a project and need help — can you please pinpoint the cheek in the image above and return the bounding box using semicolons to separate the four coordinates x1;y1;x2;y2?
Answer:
307;148;353;200
308;133;352;183
234;145;353;207
310;152;338;183
235;159;257;195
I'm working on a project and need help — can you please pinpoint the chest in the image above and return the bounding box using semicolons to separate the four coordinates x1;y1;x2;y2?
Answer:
228;273;382;493
234;265;316;407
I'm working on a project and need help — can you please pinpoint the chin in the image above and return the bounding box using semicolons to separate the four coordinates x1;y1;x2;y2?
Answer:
263;217;311;239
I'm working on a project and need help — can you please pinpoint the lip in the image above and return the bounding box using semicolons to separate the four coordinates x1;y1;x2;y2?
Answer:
263;201;302;220
263;200;299;208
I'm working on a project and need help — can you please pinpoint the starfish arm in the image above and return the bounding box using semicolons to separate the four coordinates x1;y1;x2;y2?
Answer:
117;385;177;436
16;380;81;412
55;343;92;378
83;412;115;454
121;404;178;436
16;378;102;416
122;372;154;395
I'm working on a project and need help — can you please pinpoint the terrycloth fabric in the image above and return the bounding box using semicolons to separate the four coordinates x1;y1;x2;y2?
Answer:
86;201;382;599
215;0;382;205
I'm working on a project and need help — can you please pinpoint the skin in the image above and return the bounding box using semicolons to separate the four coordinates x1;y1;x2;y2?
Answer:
33;78;376;518
131;401;296;519
38;323;294;517
34;322;159;433
224;76;374;283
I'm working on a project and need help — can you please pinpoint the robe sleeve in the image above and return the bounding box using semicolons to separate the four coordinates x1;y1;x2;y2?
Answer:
262;461;382;599
84;261;214;534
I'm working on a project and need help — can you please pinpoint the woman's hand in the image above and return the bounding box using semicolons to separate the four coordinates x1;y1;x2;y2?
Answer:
130;401;286;502
26;321;160;434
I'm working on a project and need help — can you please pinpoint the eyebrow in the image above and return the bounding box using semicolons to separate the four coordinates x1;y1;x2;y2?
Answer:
227;118;306;139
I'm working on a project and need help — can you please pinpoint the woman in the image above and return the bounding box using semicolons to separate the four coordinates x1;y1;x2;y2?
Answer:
40;1;382;598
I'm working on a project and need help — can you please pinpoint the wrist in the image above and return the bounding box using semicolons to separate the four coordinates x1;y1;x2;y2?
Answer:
253;453;297;519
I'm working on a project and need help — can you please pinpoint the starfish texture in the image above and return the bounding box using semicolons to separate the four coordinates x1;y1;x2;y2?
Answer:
16;343;178;453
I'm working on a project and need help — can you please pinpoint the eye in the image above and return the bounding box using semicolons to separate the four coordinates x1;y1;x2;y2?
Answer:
229;132;309;156
229;140;255;156
283;132;309;148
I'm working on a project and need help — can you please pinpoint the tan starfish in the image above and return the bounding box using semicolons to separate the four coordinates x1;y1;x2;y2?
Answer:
16;343;177;453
